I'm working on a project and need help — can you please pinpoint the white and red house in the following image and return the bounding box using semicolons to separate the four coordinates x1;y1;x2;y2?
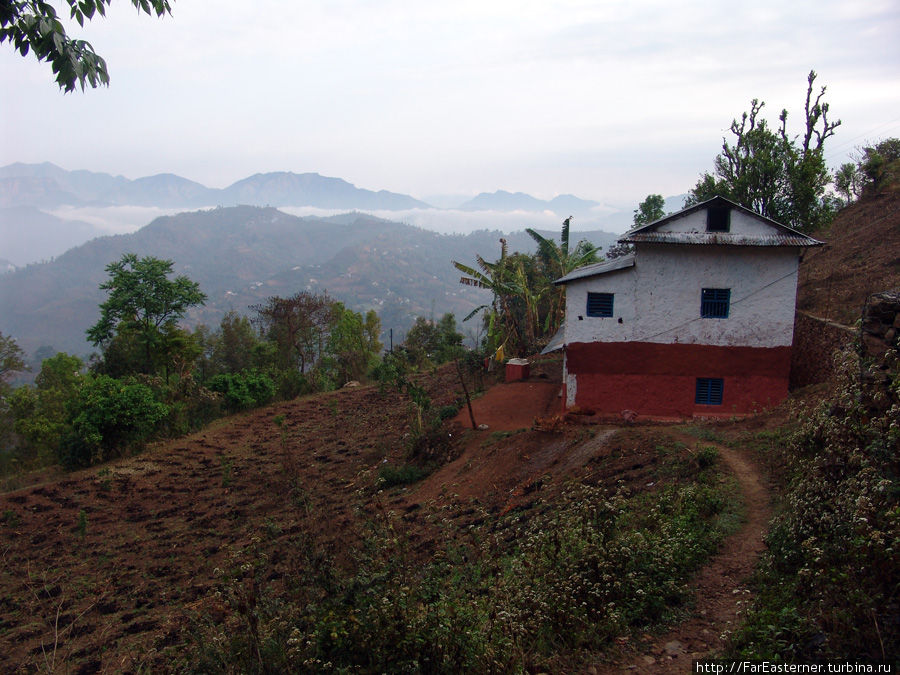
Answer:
552;196;822;419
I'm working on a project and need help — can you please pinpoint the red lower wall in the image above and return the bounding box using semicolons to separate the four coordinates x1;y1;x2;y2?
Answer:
565;341;791;418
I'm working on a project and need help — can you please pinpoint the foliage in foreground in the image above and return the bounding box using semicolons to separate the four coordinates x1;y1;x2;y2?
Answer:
0;0;173;92
182;453;739;673
728;349;898;661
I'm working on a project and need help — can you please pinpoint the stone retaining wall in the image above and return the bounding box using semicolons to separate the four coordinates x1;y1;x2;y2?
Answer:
790;289;900;390
790;311;855;389
860;289;900;359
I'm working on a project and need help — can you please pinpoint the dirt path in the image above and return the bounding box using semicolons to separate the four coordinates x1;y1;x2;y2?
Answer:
598;438;772;673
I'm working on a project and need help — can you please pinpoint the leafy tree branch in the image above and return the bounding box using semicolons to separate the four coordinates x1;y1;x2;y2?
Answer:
0;0;172;91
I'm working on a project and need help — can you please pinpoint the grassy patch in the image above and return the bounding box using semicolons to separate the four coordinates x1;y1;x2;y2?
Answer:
377;462;430;487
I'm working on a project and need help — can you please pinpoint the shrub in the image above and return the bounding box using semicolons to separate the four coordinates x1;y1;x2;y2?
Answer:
208;370;275;413
64;374;168;467
378;463;430;487
274;369;307;400
438;404;460;421
185;465;739;672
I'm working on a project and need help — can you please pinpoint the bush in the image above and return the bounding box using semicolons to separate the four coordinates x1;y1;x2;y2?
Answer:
64;374;168;467
208;370;276;413
274;369;308;400
438;404;460;421
185;466;739;672
161;375;222;436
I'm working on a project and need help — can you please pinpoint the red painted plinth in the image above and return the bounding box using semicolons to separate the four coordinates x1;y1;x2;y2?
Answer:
565;341;791;418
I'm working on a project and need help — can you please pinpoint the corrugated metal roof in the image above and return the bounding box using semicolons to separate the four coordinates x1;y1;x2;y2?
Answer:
620;232;822;246
540;326;566;354
554;254;635;285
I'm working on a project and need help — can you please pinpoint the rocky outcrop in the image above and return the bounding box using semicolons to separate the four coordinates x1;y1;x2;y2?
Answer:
790;312;855;389
861;289;900;359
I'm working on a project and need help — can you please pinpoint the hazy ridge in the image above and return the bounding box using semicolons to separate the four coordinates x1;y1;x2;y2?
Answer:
0;205;620;359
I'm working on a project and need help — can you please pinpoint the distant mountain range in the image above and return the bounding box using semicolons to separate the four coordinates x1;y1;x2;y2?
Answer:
458;190;603;214
0;162;429;211
0;163;673;362
0;162;646;267
1;163;629;217
0;205;620;360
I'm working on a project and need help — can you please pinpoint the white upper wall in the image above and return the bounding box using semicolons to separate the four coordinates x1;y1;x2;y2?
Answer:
655;208;778;236
563;243;801;348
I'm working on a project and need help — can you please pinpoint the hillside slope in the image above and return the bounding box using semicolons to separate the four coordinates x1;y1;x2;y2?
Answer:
0;205;619;358
797;189;900;324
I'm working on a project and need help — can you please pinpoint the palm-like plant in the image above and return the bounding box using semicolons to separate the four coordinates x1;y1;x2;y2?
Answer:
453;239;528;355
525;217;601;334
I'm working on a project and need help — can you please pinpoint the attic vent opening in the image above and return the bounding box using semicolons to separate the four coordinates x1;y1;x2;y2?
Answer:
707;206;730;232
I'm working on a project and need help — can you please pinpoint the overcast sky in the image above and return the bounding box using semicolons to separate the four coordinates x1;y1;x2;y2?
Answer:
2;0;899;206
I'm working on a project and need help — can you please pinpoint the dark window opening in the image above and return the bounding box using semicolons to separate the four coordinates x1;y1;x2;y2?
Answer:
701;288;730;318
707;206;730;232
586;292;614;317
696;378;724;405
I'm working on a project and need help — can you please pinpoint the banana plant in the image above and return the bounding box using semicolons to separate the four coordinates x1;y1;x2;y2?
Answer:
525;217;601;334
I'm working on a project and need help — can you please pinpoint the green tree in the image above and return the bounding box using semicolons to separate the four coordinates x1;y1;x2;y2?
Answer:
455;237;578;357
835;138;900;204
633;194;666;227
402;313;464;368
194;311;266;382
0;331;27;386
10;352;83;462
454;239;530;356
213;311;261;375
323;304;382;385
86;253;206;378
0;332;28;459
63;373;167;467
687;70;840;232
834;162;863;205
0;0;172;91
859;137;900;192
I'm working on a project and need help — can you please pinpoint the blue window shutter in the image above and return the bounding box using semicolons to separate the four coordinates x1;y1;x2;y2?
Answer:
707;206;731;232
701;288;730;318
586;292;614;317
696;378;724;405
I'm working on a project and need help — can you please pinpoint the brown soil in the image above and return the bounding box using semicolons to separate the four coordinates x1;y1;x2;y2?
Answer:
0;358;780;672
797;188;900;325
0;374;463;672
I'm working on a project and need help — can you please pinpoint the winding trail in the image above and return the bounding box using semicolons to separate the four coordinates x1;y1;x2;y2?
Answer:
597;436;772;673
